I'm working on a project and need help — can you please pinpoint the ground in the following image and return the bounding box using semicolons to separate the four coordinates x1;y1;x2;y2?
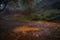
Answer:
0;20;60;40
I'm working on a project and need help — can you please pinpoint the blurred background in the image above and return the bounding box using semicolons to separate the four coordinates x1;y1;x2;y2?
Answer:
0;0;60;22
0;0;60;40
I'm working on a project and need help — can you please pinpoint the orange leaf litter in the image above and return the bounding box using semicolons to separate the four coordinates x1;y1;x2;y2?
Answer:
13;26;40;33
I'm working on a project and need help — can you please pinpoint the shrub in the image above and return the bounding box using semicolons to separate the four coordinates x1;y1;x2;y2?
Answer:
30;9;60;22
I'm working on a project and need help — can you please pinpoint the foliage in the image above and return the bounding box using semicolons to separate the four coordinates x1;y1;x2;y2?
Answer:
2;9;60;22
29;9;60;22
2;15;30;22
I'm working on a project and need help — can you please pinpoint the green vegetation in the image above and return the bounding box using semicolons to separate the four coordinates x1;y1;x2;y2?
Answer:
2;9;60;22
29;9;60;22
0;0;60;22
2;15;30;22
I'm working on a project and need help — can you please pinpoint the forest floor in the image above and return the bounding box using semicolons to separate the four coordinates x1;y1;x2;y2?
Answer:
0;20;60;40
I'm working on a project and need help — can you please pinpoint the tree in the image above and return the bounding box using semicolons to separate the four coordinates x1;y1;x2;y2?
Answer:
0;0;8;12
0;0;34;12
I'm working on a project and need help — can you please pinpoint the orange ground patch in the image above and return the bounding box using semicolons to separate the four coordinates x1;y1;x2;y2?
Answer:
13;26;40;33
